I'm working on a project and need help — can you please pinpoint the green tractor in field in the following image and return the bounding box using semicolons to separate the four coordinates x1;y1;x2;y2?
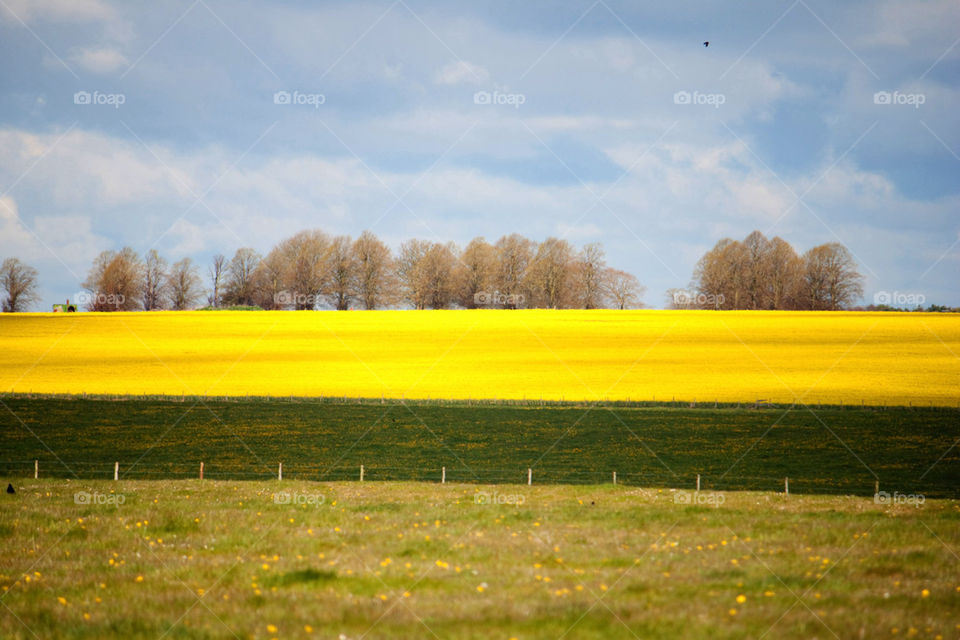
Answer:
52;299;78;313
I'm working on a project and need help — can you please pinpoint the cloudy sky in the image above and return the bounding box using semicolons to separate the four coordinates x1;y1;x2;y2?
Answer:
1;0;957;309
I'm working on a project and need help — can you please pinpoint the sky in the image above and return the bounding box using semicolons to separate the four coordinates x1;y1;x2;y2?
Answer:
0;0;958;310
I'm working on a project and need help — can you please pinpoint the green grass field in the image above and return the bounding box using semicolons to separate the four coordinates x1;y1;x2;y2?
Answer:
1;397;957;497
1;480;958;639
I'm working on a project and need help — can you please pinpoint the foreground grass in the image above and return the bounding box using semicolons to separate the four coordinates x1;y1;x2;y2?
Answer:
1;398;957;497
0;480;958;639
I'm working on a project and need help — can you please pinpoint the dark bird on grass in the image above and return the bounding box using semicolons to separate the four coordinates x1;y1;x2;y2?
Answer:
703;41;709;47
6;483;14;494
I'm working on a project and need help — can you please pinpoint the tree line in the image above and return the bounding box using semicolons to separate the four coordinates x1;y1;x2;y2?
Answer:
670;231;865;310
4;229;951;313
57;230;647;311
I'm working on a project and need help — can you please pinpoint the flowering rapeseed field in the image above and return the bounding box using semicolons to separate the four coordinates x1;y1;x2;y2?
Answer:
0;310;957;406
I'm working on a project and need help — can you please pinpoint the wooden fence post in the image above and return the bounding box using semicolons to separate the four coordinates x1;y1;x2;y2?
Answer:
527;468;532;485
784;477;789;495
278;462;282;481
612;471;617;485
360;464;365;482
441;466;446;484
114;461;119;481
874;480;879;495
199;461;204;481
696;474;701;491
34;459;38;480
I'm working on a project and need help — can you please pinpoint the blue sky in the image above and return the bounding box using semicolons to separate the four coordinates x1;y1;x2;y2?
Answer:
1;0;957;309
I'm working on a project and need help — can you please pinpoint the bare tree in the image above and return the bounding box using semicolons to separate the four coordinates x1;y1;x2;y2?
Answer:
280;230;330;310
422;242;459;309
743;231;772;310
0;257;40;312
223;247;261;306
397;239;431;309
526;237;575;309
603;268;644;309
142;249;169;311
325;235;354;310
800;243;864;310
253;247;288;310
494;234;533;308
768;236;802;310
82;248;144;311
456;237;497;308
573;242;607;309
167;258;204;310
208;254;226;308
692;238;747;309
351;231;395;310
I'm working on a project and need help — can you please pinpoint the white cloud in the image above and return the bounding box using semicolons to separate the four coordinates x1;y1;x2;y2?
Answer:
434;60;490;85
556;222;603;239
860;0;960;50
32;214;104;270
0;196;38;258
68;46;128;74
0;195;105;283
526;116;636;131
0;128;199;208
0;0;115;24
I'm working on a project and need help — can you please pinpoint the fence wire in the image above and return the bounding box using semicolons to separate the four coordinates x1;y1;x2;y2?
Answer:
1;460;950;498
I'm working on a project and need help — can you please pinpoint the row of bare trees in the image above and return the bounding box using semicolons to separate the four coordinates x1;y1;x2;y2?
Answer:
674;231;865;310
200;231;645;311
81;249;204;311
6;231;866;313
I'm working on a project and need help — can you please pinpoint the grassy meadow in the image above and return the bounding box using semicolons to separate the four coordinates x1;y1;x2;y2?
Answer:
1;310;958;406
1;480;958;639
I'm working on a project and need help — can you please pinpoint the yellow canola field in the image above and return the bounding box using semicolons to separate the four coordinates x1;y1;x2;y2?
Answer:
0;310;958;406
